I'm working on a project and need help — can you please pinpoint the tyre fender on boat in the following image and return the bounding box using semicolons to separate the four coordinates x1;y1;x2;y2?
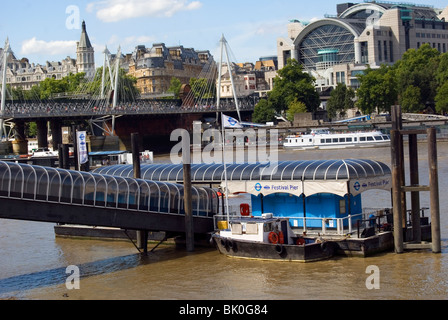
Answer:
321;241;334;255
275;244;285;255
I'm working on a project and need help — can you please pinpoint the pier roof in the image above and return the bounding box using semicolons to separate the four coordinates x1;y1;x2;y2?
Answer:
94;159;391;197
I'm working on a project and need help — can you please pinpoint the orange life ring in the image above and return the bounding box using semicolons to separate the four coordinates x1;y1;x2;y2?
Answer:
268;232;279;244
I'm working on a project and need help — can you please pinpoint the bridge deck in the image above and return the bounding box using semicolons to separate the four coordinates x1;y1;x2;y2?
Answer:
0;162;219;235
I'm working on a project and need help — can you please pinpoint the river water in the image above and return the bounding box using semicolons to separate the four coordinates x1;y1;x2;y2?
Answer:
0;142;447;301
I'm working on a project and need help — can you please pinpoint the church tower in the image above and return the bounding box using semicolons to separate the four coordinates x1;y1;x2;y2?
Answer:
76;21;95;78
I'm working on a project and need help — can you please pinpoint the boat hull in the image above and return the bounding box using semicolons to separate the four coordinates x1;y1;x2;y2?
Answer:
212;234;336;262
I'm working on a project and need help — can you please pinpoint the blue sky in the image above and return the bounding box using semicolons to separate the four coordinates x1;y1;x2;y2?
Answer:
1;0;448;66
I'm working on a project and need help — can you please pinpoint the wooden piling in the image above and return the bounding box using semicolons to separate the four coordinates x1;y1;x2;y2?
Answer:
428;128;441;254
391;129;404;254
409;134;422;243
183;163;195;252
132;133;148;254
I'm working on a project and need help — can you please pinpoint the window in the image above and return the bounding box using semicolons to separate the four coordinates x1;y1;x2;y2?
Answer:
339;138;346;143
360;137;366;142
347;138;353;142
367;137;374;141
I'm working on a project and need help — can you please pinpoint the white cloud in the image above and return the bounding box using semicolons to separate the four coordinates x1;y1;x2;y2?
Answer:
21;38;77;57
87;0;202;23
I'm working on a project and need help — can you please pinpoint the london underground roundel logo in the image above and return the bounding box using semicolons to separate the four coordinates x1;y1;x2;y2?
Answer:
255;183;262;192
354;182;361;191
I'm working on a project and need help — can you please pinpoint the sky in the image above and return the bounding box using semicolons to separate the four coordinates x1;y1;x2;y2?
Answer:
1;0;448;66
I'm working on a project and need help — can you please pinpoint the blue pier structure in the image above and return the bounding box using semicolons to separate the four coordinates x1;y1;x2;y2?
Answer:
94;159;392;235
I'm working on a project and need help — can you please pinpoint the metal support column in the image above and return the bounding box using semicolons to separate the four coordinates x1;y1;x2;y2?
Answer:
132;133;148;255
183;163;195;252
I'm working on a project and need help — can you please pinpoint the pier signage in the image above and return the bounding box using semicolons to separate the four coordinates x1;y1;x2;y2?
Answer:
77;131;89;165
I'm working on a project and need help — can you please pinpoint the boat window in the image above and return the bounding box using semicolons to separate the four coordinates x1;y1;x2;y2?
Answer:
360;137;366;142
339;138;346;143
383;135;390;141
374;136;383;141
333;138;338;143
326;139;332;143
321;139;325;144
264;222;274;232
246;223;258;235
367;137;374;141
347;138;353;142
308;139;312;143
354;138;358;142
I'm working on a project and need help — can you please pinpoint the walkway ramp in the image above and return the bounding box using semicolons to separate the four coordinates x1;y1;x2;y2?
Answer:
0;162;219;235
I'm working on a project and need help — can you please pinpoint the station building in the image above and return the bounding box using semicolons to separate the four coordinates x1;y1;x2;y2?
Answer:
277;1;448;90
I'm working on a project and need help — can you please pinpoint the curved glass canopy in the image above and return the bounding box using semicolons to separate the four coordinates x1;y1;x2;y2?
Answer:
93;160;392;197
94;159;391;183
0;162;218;217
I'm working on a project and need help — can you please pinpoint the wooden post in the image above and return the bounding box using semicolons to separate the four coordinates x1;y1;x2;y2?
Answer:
183;163;195;252
132;133;147;254
427;128;441;254
391;129;404;253
409;134;421;243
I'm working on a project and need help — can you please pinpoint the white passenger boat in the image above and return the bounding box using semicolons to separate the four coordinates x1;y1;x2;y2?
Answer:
283;129;391;150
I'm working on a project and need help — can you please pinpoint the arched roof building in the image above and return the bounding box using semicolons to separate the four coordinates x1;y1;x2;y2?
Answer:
278;1;448;90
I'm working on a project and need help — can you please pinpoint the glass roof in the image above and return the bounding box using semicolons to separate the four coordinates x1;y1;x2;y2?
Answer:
0;162;218;217
93;159;391;183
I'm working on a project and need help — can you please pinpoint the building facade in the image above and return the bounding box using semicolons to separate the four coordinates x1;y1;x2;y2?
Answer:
2;21;95;91
126;43;213;97
76;21;96;79
278;2;448;90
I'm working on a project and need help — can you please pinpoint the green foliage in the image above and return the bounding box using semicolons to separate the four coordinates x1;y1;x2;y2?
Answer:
252;59;320;123
252;99;275;123
395;44;440;111
356;65;397;115
10;68;139;102
435;81;448;114
268;59;321;114
286;100;307;122
326;83;355;119
167;78;182;99
189;78;215;99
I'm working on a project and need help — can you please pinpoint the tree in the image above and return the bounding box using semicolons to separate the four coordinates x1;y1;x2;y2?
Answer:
252;99;275;123
286;100;307;122
189;78;215;99
356;65;397;114
167;77;182;99
394;44;440;111
326;83;355;119
401;85;423;113
435;81;448;114
268;59;321;114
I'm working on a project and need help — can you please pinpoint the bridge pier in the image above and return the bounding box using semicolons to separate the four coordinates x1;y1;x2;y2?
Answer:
12;121;28;155
36;120;49;149
50;120;63;151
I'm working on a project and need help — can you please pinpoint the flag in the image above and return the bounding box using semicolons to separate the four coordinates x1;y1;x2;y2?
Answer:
77;131;89;165
222;114;243;129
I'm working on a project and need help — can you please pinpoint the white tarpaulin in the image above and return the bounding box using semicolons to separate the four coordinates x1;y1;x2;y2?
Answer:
224;181;303;197
349;176;392;197
223;175;392;198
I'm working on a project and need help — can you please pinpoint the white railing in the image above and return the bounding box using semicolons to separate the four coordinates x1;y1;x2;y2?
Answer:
214;208;392;236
